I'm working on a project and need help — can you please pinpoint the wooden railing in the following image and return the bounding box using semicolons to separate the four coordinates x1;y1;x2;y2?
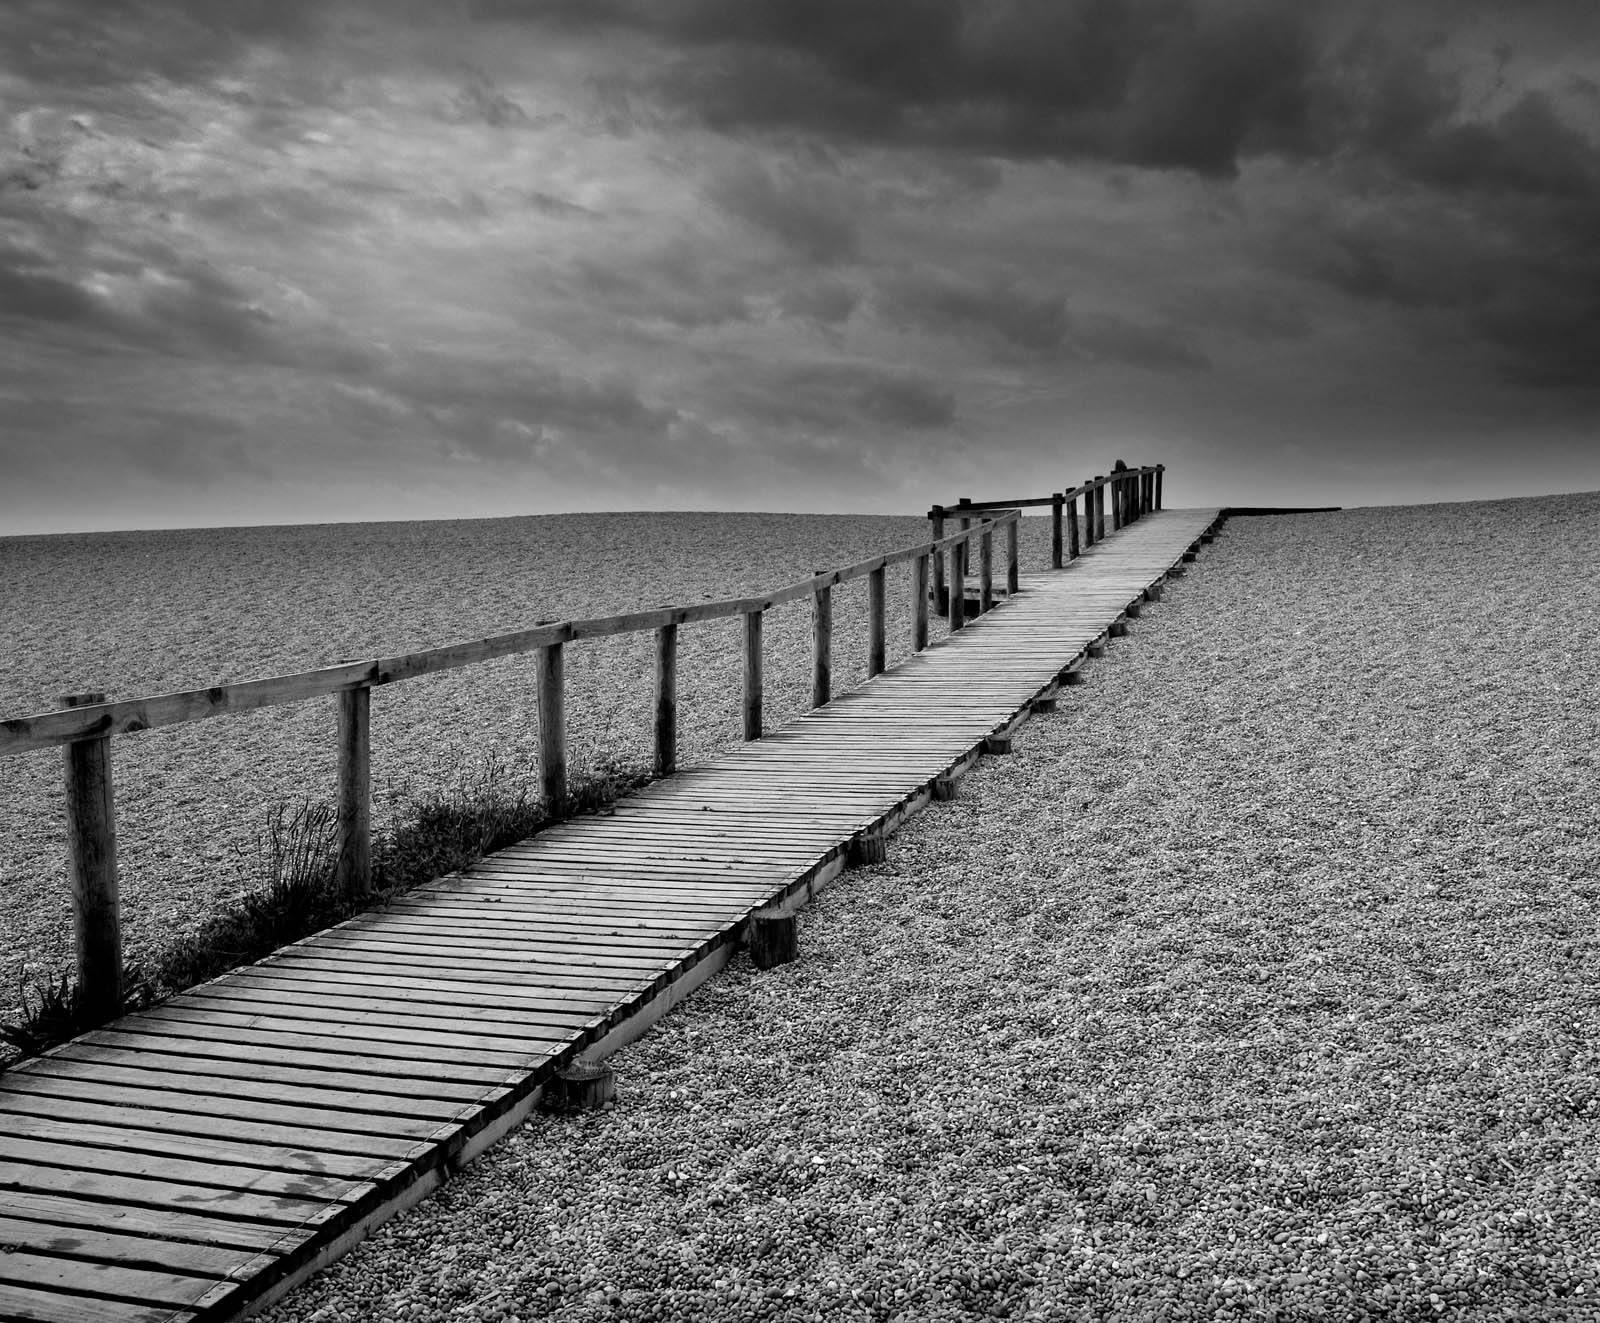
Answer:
0;510;1028;1022
928;463;1163;611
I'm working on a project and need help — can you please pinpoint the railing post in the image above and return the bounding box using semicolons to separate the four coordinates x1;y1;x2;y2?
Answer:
537;641;566;814
742;609;763;740
1111;474;1123;532
335;678;372;899
956;498;972;584
60;692;121;1023
1156;464;1165;510
912;554;929;653
812;578;832;707
948;535;966;632
929;506;947;615
1006;515;1019;596
867;564;887;677
653;622;677;776
1094;477;1106;541
979;521;993;614
1050;492;1063;569
1067;491;1081;559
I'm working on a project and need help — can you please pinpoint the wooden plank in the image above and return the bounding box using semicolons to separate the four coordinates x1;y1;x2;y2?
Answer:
0;1215;263;1280
0;1280;195;1323
0;1159;338;1228
0;1189;308;1254
0;1249;235;1313
0;1128;374;1197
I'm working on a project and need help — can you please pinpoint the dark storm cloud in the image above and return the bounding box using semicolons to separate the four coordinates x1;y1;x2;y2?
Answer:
706;156;862;263
513;0;1325;177
717;359;957;433
876;269;1070;354
6;0;326;94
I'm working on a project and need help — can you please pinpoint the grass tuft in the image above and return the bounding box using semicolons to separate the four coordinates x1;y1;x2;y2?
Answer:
1;754;654;1068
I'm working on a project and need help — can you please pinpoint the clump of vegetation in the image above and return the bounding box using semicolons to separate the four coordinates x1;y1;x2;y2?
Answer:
0;754;654;1067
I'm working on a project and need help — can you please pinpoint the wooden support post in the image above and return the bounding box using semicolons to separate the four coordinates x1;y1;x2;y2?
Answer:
932;773;959;801
335;680;372;899
948;536;966;632
979;523;993;614
957;504;972;584
537;642;566;814
1095;479;1106;541
867;565;887;678
1110;615;1130;637
541;1060;616;1113
742;609;763;740
984;731;1013;754
1062;666;1087;686
848;830;887;867
911;554;929;652
653;622;677;777
1067;493;1080;559
749;907;798;968
1031;694;1058;713
1006;517;1020;596
1126;600;1144;618
811;581;832;707
929;506;947;615
59;692;121;1023
1088;634;1108;658
1111;476;1122;532
1050;493;1063;569
1155;465;1164;510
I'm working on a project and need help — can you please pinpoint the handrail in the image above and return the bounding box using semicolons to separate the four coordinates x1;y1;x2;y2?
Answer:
6;460;1180;1026
927;463;1164;609
0;515;1018;757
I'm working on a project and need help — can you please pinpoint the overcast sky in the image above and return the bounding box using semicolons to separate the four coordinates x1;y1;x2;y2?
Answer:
3;0;1598;532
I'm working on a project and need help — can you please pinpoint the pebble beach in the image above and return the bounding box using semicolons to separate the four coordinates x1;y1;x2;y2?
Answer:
245;492;1600;1323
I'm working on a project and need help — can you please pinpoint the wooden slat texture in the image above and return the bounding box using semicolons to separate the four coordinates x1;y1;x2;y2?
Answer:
0;509;1217;1323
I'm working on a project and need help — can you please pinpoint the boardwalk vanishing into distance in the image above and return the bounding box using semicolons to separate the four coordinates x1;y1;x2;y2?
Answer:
0;491;1220;1322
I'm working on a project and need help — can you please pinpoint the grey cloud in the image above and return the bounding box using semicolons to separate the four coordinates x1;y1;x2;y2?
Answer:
875;269;1070;354
1073;313;1212;372
706;156;861;263
568;242;756;329
775;277;862;326
722;359;956;433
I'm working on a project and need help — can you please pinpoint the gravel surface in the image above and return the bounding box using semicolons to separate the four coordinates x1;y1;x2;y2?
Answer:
2;512;1054;999
259;492;1600;1323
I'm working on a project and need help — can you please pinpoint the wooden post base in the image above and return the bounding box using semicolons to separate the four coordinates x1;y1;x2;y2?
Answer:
748;907;798;969
1061;668;1086;687
1087;638;1108;658
1109;618;1130;638
932;773;959;801
1030;695;1057;713
1200;533;1216;544
1145;584;1164;602
1168;565;1187;577
848;831;887;867
1125;601;1143;618
1181;551;1197;563
541;1060;615;1113
984;733;1013;755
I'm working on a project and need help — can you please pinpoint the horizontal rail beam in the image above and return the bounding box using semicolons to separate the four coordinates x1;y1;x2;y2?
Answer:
0;512;1020;756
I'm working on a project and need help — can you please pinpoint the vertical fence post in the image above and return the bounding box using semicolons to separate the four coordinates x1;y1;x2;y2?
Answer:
1051;492;1063;569
956;499;972;585
654;622;677;776
912;554;929;653
948;536;966;632
537;641;566;814
812;578;832;707
59;692;121;1023
868;564;887;677
742;609;763;740
1094;478;1106;541
1083;482;1095;546
1156;464;1164;510
929;505;947;615
1111;474;1123;532
979;521;994;614
335;678;372;899
1067;490;1081;559
1006;515;1020;596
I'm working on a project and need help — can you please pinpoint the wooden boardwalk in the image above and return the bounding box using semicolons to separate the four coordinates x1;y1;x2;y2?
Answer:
0;508;1220;1323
